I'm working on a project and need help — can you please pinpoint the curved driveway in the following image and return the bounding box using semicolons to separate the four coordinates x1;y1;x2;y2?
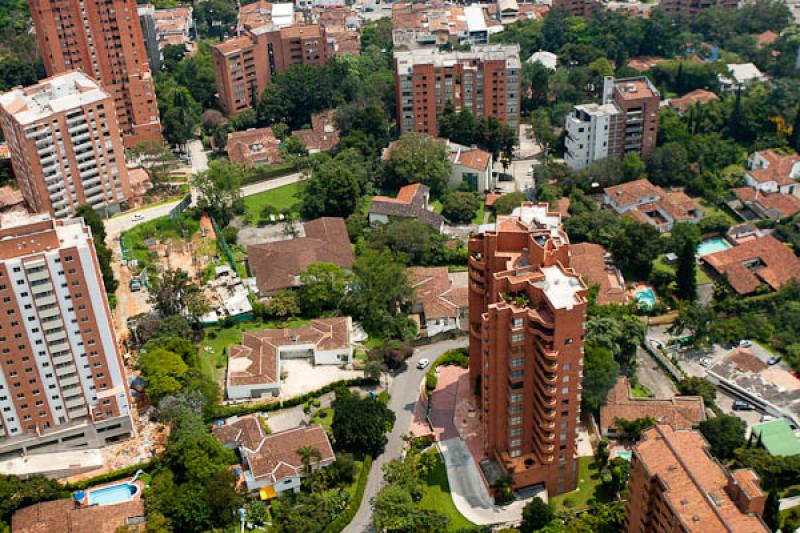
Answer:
343;338;468;533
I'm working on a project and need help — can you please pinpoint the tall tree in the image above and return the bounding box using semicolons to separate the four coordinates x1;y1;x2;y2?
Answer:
698;414;746;460
147;268;208;320
75;205;117;294
299;158;361;219
676;237;698;301
383;134;452;196
520;498;554;532
192;160;243;225
764;489;781;532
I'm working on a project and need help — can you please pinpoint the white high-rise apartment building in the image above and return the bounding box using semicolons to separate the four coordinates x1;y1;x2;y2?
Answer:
0;71;132;219
564;103;621;170
0;212;133;455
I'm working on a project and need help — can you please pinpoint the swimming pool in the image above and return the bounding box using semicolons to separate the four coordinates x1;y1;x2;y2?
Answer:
86;482;138;506
696;238;732;257
616;450;632;461
635;287;657;309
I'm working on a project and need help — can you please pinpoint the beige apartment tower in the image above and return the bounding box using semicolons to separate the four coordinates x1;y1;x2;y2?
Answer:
28;0;161;147
0;212;133;456
0;71;132;219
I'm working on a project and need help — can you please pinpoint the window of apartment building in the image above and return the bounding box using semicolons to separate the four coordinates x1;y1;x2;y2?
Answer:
510;405;522;414
510;369;523;379
508;416;521;426
512;318;523;328
509;449;521;458
509;393;522;403
510;428;522;436
562;376;569;383
510;439;521;448
510;332;524;344
511;358;524;368
560;433;567;441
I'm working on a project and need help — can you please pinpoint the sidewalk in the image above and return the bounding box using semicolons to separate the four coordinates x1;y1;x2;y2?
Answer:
430;366;534;526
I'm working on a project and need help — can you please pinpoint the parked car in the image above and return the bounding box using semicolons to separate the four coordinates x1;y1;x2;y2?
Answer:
761;415;777;422
416;358;430;370
129;279;142;292
733;400;755;411
700;357;712;368
739;339;753;348
132;214;144;221
768;355;782;365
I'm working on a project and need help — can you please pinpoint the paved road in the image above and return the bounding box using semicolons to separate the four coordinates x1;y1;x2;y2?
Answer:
635;345;677;398
343;338;468;533
104;171;304;240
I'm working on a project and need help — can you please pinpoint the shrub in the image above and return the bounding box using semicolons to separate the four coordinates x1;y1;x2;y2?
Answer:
323;454;372;532
312;399;321;408
426;372;438;393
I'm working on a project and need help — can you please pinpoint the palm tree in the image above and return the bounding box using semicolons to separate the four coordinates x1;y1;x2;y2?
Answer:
297;445;322;478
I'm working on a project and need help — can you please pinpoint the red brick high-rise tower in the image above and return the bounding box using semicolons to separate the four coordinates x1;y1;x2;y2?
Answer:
29;0;162;147
468;202;587;495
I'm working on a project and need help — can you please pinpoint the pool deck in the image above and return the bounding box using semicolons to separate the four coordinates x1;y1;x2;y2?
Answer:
76;479;144;507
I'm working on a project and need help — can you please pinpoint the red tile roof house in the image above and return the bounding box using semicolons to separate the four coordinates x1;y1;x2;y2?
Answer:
226;127;284;166
745;149;800;196
668;88;719;114
247;217;354;294
569;242;627;305
701;235;800;295
448;142;493;192
226;317;352;400
291;110;340;154
214;416;335;494
12;498;146;533
406;266;468;337
368;183;445;231
599;377;706;437
603;178;705;232
733;186;800;220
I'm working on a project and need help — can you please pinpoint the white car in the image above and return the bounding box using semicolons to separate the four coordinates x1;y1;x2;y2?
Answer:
132;214;144;221
700;357;712;368
739;340;753;348
416;358;430;370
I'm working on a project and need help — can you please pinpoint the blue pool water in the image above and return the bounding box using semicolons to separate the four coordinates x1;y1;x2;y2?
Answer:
87;483;137;506
635;287;657;309
696;238;732;257
616;450;633;461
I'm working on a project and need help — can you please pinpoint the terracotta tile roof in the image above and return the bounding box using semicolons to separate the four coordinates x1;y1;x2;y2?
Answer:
554;197;570;217
214;34;256;56
659;190;705;222
627;56;667;72
756;30;779;48
0;185;24;210
329;30;360;56
248;217;354;293
670;89;719;113
281;24;322;40
733;187;800;218
485;193;501;207
633;424;768;533
291;110;339;152
228;317;351;387
214;417;335;485
369;184;445;230
407;266;467;319
451;147;491;171
239;0;273;29
227;128;283;166
748;150;800;187
569;243;626;305
12;499;145;533
702;235;800;294
600;377;705;434
604;179;662;208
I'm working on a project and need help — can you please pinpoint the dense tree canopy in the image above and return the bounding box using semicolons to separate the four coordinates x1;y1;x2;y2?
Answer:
332;388;395;454
383;134;452;196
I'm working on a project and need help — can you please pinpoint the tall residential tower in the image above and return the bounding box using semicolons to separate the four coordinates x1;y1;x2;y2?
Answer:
394;45;521;136
0;72;132;219
0;212;133;456
28;0;161;147
468;203;587;494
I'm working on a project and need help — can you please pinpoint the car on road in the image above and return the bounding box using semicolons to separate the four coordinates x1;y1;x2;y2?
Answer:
768;355;782;365
129;279;142;292
416;358;430;370
132;214;144;221
739;339;753;348
733;400;755;411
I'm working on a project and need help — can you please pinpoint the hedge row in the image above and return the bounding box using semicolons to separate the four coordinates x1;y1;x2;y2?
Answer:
324;454;373;533
241;162;298;185
64;459;156;490
207;377;379;421
425;348;469;393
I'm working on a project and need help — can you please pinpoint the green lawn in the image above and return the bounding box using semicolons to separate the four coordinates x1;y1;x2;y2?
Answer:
699;198;738;224
631;382;652;398
198;318;310;381
549;457;613;512
243;183;302;220
471;203;485;225
431;199;443;214
653;254;712;286
420;452;475;531
311;407;334;431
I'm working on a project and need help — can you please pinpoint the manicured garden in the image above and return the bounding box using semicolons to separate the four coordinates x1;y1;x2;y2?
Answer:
549;457;613;512
419;452;475;531
242;182;302;221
